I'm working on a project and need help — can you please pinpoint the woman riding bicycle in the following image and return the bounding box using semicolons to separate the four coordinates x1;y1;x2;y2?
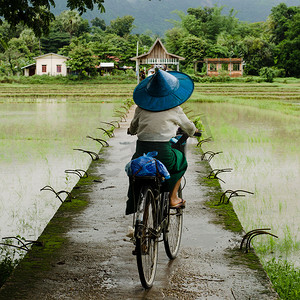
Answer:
126;69;197;214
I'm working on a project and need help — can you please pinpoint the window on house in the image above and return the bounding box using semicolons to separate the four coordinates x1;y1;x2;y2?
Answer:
57;65;62;73
209;64;217;71
233;64;240;71
222;64;229;71
42;65;47;73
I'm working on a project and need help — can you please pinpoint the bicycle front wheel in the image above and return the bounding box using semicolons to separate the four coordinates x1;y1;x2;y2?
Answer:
163;188;183;259
135;187;158;289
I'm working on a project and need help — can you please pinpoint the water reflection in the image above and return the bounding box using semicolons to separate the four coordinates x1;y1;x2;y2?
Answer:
0;101;118;241
187;102;300;265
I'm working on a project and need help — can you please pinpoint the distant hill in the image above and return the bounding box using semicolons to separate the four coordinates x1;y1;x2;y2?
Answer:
51;0;300;35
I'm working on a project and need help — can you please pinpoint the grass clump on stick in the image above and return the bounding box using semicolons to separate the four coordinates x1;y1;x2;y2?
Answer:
0;247;20;287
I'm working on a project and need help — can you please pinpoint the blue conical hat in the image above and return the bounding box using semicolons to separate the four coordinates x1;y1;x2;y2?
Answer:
133;69;194;112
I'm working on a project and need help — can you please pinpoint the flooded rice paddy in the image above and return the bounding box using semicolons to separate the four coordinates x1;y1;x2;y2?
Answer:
187;102;300;266
0;93;299;269
0;100;119;243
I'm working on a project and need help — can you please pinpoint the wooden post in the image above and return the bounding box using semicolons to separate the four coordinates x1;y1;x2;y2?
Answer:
241;60;244;76
136;41;139;84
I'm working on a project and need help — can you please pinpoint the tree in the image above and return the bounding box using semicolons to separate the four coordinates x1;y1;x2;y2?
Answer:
0;36;35;75
136;34;154;49
0;21;25;47
107;16;135;37
268;3;299;44
182;6;228;42
40;31;70;54
206;43;229;58
91;17;106;31
165;27;185;54
0;0;105;37
275;11;300;77
56;10;83;41
238;36;275;75
268;4;300;77
65;41;97;77
19;29;40;54
179;36;208;66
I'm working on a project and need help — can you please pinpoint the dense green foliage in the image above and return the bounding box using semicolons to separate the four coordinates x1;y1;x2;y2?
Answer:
0;0;105;37
0;3;299;78
165;4;300;77
265;259;300;299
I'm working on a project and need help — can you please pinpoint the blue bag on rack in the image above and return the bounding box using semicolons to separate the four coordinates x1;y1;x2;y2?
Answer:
125;151;170;181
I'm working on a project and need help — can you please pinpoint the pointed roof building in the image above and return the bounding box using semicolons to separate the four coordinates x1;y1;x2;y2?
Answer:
131;38;185;71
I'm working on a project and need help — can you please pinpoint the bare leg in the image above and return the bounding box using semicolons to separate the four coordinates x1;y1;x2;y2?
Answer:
169;178;185;207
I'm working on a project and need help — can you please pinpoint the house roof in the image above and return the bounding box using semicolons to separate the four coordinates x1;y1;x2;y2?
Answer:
100;62;114;67
130;38;185;61
21;63;36;69
34;53;69;60
95;62;115;69
204;58;243;63
106;55;120;62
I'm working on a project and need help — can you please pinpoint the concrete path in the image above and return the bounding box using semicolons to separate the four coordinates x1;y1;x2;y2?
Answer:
0;108;278;299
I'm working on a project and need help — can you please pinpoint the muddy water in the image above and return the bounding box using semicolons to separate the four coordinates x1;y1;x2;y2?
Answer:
0;101;118;242
187;102;300;266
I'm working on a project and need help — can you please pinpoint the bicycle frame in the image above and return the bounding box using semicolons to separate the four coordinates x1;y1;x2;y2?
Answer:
129;129;201;288
132;176;168;231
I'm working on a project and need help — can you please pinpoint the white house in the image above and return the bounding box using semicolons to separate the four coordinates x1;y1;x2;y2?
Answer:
22;53;69;76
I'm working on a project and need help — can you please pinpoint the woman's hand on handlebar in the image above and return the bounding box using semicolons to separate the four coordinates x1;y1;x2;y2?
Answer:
127;128;135;135
194;129;202;137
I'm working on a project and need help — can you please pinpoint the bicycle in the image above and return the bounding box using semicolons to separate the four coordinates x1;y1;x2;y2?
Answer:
129;130;201;289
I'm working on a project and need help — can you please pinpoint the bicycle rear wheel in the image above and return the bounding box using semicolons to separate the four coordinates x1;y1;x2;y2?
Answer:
135;187;158;289
163;188;183;259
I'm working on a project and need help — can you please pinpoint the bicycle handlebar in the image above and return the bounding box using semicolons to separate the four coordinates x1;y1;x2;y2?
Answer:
175;128;202;145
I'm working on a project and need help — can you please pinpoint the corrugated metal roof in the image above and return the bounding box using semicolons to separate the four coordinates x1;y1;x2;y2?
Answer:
21;63;36;69
100;63;114;67
33;53;69;60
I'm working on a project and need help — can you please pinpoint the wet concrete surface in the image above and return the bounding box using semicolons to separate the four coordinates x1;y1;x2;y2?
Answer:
0;108;278;299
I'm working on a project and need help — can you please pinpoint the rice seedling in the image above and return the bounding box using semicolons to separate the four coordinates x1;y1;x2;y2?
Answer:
0;80;299;291
188;93;300;277
0;99;124;244
263;258;300;300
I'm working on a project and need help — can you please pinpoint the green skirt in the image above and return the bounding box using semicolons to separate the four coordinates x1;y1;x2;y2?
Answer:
126;140;187;215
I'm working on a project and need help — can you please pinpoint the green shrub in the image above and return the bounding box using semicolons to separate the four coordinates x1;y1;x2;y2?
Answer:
272;68;286;78
0;255;16;287
245;76;254;82
0;246;20;287
191;75;231;83
0;76;15;83
0;72;137;85
189;74;201;82
256;77;264;83
259;67;276;83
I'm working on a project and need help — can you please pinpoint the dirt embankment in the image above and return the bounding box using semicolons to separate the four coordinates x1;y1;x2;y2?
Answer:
0;108;278;299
